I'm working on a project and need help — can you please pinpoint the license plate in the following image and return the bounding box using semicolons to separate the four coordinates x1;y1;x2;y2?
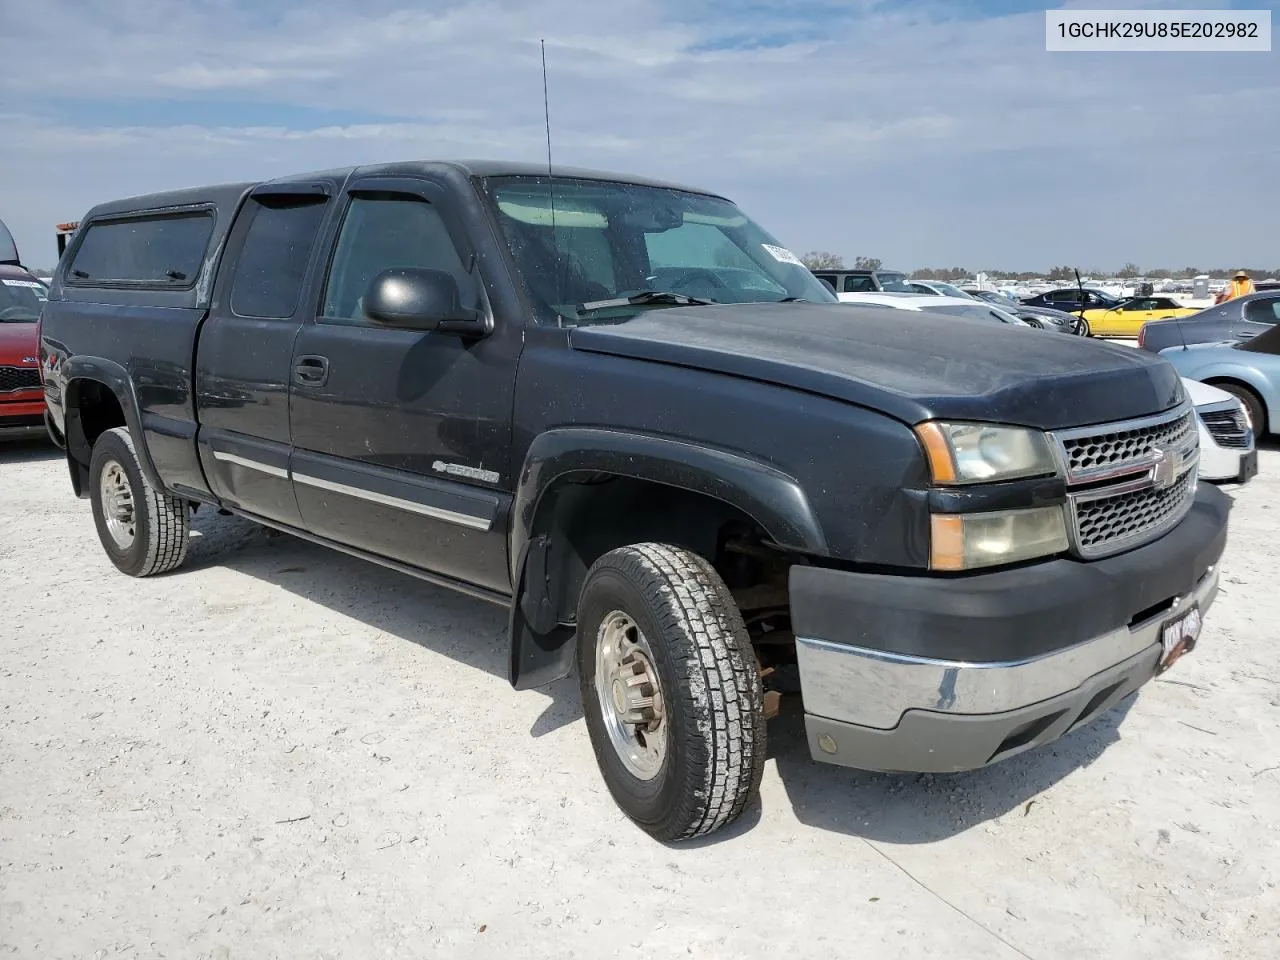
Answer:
1158;605;1202;673
1239;449;1258;483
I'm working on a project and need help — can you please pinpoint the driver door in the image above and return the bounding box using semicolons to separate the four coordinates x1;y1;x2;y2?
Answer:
287;177;521;593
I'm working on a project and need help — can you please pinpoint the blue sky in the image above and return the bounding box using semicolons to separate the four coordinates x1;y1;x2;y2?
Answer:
2;0;1276;271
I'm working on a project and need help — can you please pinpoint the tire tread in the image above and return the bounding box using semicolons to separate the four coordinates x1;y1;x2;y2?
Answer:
585;543;765;841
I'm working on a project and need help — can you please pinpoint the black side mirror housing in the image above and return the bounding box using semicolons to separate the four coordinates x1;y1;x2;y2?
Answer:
363;267;484;334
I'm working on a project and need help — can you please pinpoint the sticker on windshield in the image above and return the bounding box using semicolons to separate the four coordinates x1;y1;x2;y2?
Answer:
1;278;47;300
761;244;805;267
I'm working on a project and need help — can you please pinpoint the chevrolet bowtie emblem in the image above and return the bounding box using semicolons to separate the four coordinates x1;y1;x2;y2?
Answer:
1150;447;1179;490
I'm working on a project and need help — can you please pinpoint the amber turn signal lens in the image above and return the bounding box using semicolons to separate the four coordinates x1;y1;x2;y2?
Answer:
929;515;967;571
914;422;957;484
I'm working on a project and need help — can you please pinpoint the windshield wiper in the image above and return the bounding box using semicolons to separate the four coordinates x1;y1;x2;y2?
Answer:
575;290;717;317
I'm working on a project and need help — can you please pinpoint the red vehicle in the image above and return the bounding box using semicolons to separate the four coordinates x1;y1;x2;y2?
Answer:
0;219;47;439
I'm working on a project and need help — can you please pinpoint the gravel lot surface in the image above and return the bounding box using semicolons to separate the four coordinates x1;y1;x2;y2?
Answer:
2;439;1277;960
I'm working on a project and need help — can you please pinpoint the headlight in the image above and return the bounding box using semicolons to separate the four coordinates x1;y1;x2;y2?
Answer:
914;422;1058;484
930;507;1069;571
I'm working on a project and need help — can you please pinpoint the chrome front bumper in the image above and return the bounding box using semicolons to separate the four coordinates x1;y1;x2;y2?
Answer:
795;563;1219;772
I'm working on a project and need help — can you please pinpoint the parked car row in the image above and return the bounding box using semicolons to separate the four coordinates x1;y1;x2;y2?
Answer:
0;218;50;439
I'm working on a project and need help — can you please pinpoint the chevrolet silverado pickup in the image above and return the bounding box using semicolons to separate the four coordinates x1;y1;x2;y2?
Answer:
39;160;1229;840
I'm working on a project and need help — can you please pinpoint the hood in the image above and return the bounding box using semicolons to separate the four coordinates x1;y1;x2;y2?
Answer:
0;320;40;364
570;302;1183;430
1015;304;1077;323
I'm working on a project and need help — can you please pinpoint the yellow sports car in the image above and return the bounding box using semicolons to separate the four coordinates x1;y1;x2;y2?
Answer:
1081;296;1201;337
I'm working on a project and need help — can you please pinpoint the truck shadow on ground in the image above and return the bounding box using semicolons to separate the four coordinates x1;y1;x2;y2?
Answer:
0;438;61;465
185;509;1144;846
182;509;584;738
766;694;1134;844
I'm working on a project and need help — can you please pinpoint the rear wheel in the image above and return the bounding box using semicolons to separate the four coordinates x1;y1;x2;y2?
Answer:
1213;382;1267;437
577;543;766;841
89;427;190;576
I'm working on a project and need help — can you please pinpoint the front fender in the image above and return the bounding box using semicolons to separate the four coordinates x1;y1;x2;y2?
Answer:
509;427;827;585
505;427;828;689
1172;359;1280;426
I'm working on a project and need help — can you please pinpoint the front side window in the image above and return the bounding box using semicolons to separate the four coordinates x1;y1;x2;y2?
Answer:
321;194;476;325
229;196;328;319
68;212;213;286
482;177;833;324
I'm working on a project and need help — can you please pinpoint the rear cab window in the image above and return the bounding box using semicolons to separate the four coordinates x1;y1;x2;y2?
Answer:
67;212;214;286
228;196;329;318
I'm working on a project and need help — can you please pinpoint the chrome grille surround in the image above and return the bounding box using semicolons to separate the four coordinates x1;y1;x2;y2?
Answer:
1050;403;1199;559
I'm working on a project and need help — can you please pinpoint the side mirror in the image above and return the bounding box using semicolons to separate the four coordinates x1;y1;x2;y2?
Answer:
363;267;482;333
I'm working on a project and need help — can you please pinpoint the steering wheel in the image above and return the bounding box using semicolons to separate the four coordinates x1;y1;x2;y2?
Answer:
663;269;729;292
0;307;37;321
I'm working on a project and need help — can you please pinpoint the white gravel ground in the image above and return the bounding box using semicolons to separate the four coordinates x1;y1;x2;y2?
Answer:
2;438;1277;960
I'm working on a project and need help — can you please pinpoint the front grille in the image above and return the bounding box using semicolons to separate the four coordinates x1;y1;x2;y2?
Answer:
1200;409;1251;449
0;366;41;393
1073;470;1196;555
1054;404;1199;559
1059;408;1195;481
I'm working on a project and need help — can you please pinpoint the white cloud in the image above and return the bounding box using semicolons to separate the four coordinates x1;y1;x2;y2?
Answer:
1;0;1276;271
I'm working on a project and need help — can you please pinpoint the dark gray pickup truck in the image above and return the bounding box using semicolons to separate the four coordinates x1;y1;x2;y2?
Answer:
38;160;1228;840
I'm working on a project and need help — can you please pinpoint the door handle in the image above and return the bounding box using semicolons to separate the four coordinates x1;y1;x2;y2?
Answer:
294;355;329;386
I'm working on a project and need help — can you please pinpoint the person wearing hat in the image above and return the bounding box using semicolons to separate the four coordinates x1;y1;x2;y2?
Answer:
1224;270;1256;302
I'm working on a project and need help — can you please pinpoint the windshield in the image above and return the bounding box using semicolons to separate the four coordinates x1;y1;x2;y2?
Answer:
928;281;971;298
0;276;47;321
482;177;836;324
876;272;912;293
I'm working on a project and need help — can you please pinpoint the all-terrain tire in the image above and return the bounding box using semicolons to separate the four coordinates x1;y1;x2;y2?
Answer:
89;427;190;577
577;543;766;842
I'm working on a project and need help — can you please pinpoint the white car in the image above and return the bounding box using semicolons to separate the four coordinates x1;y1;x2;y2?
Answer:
1183;378;1257;484
838;292;1031;326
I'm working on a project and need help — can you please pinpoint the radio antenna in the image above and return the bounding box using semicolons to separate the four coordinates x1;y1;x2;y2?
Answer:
540;39;564;324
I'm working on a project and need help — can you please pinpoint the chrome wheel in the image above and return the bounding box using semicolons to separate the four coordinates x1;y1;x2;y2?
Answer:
595;610;667;780
99;460;135;549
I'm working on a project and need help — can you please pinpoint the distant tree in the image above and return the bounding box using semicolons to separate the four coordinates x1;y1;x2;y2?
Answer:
801;251;844;269
852;256;882;271
1046;265;1076;282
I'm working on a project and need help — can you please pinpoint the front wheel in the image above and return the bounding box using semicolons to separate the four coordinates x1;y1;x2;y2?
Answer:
577;543;766;841
89;427;190;576
1214;382;1267;438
